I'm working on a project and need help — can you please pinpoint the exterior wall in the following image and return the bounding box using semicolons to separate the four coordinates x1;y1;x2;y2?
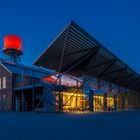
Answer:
0;64;12;111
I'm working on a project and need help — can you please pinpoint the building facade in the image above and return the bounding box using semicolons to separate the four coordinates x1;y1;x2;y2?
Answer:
0;21;140;112
0;59;140;112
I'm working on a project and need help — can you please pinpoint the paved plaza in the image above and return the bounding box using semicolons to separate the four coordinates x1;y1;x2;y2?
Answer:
0;111;140;140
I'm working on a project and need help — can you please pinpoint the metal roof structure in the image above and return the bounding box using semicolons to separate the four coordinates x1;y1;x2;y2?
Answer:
34;21;140;92
0;59;52;78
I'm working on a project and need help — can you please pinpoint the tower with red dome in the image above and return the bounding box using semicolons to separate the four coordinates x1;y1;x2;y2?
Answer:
3;35;22;63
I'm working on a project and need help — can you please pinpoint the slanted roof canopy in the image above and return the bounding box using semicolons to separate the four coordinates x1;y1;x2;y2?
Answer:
34;21;140;92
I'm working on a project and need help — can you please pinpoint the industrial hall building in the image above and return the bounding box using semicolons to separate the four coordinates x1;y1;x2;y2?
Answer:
0;21;140;112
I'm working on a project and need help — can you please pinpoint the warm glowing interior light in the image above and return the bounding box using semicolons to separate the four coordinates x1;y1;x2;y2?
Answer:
57;92;114;112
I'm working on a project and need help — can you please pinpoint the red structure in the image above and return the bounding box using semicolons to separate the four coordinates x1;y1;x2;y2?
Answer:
3;35;22;62
42;76;56;83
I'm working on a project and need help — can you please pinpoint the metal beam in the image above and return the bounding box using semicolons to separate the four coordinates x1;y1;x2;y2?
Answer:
129;81;140;89
61;46;99;73
118;76;136;86
86;59;116;70
97;60;116;77
110;73;134;83
64;47;97;57
100;67;127;77
107;68;126;82
59;27;70;72
123;78;140;87
134;86;140;90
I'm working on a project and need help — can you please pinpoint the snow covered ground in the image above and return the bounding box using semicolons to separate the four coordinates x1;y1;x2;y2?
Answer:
0;110;140;140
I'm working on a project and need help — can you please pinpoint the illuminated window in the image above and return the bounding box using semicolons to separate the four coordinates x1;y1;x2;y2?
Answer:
3;77;6;89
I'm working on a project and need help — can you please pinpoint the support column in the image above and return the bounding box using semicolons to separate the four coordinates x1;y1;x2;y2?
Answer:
97;79;101;89
109;83;112;92
128;93;131;109
21;91;24;112
32;67;35;111
103;92;107;111
59;92;63;112
32;87;35;111
15;96;19;112
134;94;137;109
122;94;125;110
138;95;140;109
131;92;134;109
114;94;117;111
89;90;94;112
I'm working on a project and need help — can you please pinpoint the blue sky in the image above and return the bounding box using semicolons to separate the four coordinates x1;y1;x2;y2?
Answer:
0;0;140;73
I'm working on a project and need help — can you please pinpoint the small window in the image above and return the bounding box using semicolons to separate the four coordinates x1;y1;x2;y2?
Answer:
3;77;6;89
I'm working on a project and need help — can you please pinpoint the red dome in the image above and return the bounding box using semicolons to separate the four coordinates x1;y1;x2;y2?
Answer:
3;35;22;52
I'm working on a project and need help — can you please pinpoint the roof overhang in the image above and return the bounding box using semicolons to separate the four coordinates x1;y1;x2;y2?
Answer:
34;21;140;92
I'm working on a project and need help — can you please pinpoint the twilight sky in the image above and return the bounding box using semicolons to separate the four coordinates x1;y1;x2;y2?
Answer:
0;0;140;73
